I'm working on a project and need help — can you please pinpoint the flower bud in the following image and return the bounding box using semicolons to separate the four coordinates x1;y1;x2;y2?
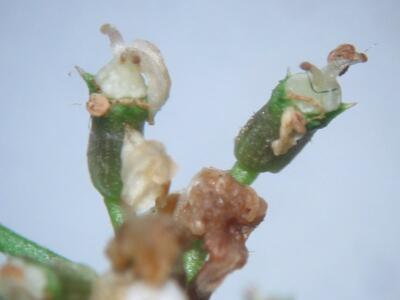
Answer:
234;44;366;174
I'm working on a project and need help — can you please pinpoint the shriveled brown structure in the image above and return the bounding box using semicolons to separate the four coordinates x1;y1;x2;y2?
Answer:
174;168;267;296
106;215;191;286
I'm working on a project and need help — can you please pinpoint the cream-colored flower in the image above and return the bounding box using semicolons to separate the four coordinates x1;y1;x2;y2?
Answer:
121;128;177;214
96;24;171;123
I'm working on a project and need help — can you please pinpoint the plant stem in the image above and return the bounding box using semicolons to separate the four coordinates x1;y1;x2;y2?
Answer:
183;240;208;283
0;224;97;299
230;162;259;185
104;197;124;230
0;224;69;265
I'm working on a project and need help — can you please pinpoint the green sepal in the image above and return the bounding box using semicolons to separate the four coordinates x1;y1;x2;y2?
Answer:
76;66;100;94
234;77;289;173
87;105;147;229
183;240;208;283
87;104;147;201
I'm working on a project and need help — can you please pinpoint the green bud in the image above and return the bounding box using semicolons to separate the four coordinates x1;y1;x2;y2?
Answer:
234;44;367;176
234;77;353;174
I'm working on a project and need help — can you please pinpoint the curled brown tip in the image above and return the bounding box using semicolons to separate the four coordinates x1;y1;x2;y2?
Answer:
100;23;124;49
132;55;141;64
300;61;312;71
358;52;368;63
100;23;112;34
327;43;367;64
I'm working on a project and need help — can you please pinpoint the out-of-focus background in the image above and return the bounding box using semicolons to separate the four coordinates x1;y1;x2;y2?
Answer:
0;0;399;299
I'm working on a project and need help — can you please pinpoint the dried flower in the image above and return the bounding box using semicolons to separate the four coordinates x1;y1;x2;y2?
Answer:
107;215;191;285
174;168;267;295
120;128;177;214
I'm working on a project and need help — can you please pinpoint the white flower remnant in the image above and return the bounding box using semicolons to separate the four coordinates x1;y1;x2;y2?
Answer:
271;44;367;156
285;44;367;115
121;128;177;214
91;272;186;300
96;24;171;123
0;257;48;300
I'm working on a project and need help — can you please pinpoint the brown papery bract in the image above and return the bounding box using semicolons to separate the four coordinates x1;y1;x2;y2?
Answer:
174;168;268;295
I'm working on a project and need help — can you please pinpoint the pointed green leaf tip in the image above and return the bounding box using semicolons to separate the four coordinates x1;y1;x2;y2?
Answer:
75;66;100;94
306;102;356;130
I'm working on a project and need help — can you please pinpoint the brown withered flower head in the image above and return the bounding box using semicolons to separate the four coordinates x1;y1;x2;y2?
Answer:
174;168;268;296
106;215;191;286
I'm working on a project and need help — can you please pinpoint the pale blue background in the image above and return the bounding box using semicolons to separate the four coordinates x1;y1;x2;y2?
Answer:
0;1;399;299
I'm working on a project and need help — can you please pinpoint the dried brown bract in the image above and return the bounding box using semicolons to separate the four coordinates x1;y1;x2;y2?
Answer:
174;168;267;295
107;215;191;286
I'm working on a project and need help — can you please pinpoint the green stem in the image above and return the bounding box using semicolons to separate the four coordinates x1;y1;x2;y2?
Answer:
0;224;97;299
230;162;259;185
183;240;208;283
104;197;124;230
0;224;69;265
